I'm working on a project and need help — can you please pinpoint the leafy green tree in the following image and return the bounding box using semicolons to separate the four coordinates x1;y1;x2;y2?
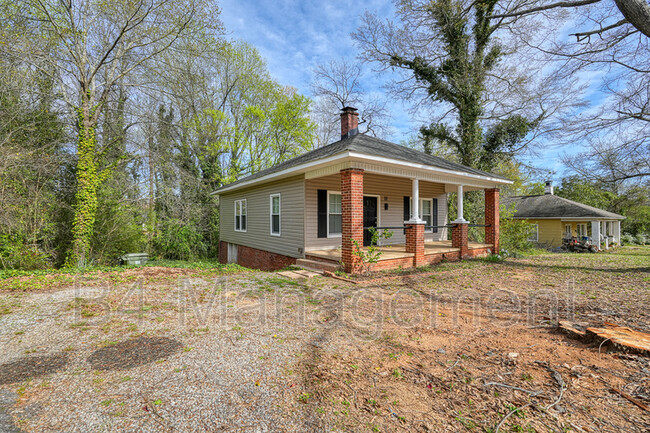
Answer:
9;0;216;267
556;175;650;235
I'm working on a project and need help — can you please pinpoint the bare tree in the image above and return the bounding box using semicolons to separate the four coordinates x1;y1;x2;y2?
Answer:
491;1;650;181
490;0;650;38
310;59;391;145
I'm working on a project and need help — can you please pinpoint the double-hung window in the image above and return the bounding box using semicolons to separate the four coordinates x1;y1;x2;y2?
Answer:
576;223;587;237
328;193;342;236
234;199;247;232
528;224;539;242
270;194;281;236
420;199;433;232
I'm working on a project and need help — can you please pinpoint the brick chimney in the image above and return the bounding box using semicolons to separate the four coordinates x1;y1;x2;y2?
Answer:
545;180;554;195
340;106;359;139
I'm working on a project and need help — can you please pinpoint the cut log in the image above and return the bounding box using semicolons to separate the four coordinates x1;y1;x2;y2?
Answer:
558;321;650;357
585;323;650;356
558;321;588;339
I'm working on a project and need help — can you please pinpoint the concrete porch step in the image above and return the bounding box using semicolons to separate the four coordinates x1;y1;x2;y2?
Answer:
296;258;341;273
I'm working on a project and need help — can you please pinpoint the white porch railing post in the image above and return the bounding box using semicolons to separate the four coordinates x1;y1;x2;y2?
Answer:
591;221;601;251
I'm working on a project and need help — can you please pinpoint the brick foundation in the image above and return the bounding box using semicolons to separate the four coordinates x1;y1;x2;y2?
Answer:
218;240;228;264
369;246;493;272
452;223;469;258
218;241;295;271
341;168;364;274
485;188;500;253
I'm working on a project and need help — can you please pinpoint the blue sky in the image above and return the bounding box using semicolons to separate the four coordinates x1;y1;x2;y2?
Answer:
218;0;590;181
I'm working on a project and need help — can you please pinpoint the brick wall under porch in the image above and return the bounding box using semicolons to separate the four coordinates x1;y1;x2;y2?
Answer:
369;247;492;271
218;241;296;271
218;240;492;273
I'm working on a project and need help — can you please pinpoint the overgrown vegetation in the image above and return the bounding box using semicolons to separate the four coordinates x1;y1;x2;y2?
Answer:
0;2;316;270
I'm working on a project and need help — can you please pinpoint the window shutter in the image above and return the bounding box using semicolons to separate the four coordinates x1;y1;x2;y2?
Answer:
317;189;327;238
432;198;438;233
403;196;410;234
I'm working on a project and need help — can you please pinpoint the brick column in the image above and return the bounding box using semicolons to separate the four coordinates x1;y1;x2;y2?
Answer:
341;168;364;273
452;223;469;259
485;188;500;254
405;223;425;267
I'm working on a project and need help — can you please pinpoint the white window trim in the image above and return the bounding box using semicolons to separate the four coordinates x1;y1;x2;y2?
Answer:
409;197;434;232
529;224;539;242
270;193;281;236
327;191;342;238
325;192;384;239
564;224;572;237
576;223;587;237
234;199;247;233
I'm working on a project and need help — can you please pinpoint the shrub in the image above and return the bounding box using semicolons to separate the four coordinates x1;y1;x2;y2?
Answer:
351;228;394;274
152;219;207;261
499;204;535;254
0;235;52;270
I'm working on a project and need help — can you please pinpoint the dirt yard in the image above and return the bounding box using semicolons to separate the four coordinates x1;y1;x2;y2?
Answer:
0;248;649;432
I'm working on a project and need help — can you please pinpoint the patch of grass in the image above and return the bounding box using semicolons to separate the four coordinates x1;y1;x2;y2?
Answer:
69;321;88;329
0;260;248;291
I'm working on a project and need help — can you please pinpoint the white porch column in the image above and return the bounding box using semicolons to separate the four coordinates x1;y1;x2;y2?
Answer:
614;221;621;245
602;221;609;249
591;221;601;251
410;178;421;222
455;184;467;223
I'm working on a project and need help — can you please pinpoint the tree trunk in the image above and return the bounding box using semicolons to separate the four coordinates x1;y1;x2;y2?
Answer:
68;104;99;267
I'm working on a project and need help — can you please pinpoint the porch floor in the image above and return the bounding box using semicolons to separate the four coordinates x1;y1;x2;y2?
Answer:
306;241;492;262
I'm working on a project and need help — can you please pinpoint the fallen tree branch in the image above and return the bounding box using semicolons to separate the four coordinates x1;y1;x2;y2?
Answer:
494;403;532;433
483;381;543;396
612;387;650;412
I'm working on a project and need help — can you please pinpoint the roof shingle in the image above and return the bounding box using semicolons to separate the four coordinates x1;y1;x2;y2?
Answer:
502;194;625;220
214;133;509;192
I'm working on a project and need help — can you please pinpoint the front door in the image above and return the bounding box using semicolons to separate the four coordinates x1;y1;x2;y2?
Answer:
363;196;378;246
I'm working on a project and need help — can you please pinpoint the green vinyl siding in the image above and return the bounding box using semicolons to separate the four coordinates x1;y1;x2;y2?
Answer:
219;175;305;258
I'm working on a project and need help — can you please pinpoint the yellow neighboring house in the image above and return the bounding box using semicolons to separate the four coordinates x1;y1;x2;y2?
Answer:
502;182;625;250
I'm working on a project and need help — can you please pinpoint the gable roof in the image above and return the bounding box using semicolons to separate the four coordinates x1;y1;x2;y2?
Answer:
502;194;625;220
213;133;510;193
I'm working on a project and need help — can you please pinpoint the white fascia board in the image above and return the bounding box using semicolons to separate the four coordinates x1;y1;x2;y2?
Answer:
510;216;625;221
212;152;350;195
347;152;513;186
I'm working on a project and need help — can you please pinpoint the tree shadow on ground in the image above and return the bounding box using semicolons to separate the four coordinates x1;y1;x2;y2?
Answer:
87;336;183;370
496;259;650;275
0;354;69;385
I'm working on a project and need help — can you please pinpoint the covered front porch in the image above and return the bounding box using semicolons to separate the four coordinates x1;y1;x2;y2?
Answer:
304;163;503;273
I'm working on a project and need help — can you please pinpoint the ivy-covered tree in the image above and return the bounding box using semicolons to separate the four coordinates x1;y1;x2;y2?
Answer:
10;0;217;267
357;0;543;171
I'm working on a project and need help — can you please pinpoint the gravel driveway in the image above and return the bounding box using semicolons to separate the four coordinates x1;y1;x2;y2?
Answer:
0;272;334;432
